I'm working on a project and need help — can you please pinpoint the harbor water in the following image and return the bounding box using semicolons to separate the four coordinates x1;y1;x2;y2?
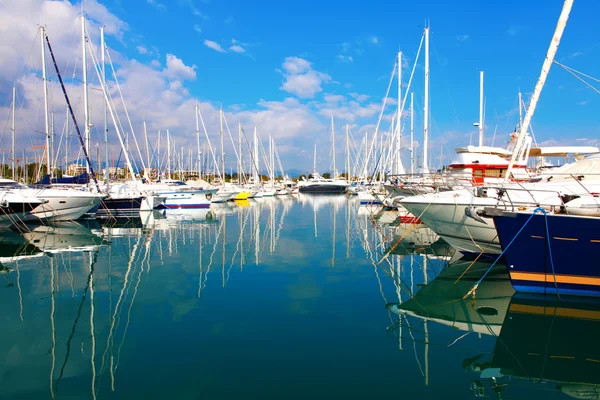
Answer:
0;195;596;399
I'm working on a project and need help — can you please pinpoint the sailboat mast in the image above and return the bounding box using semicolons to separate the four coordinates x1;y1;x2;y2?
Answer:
238;122;242;184
269;135;273;183
506;0;573;178
253;127;259;184
195;103;201;180
397;51;402;176
64;106;69;173
167;129;171;180
478;70;484;146
219;107;225;184
11;84;15;179
40;26;51;176
410;91;414;175
143;120;149;174
345;124;350;182
423;26;430;173
101;27;108;184
331;116;336;178
518;92;523;128
157;130;161;177
81;16;90;174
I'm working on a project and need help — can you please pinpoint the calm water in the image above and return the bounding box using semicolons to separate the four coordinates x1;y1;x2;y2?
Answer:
0;195;596;399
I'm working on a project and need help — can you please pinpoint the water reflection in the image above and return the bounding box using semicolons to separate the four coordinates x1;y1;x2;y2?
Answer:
0;195;594;399
469;294;600;399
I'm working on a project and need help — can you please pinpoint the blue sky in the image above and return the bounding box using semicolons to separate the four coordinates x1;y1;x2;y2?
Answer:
1;0;599;174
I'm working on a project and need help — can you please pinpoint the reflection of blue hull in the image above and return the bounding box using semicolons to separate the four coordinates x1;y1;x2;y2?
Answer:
298;186;347;194
494;212;600;297
97;197;143;218
155;204;210;210
489;293;600;388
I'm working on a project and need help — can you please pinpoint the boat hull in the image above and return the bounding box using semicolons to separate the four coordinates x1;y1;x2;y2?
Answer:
156;191;213;209
298;184;348;194
97;196;143;218
28;191;104;221
401;196;501;255
494;211;600;297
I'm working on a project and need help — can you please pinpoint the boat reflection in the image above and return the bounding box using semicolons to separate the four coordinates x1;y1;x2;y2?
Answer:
22;221;108;253
0;229;43;264
469;294;600;399
160;208;216;223
387;259;515;336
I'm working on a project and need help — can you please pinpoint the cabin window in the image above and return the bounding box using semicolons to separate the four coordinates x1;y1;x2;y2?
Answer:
483;169;507;178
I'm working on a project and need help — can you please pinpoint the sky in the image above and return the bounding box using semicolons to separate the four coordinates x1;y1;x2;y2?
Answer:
0;0;599;175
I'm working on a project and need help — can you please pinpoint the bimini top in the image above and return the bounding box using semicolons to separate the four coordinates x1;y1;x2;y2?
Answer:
527;146;599;157
454;145;513;157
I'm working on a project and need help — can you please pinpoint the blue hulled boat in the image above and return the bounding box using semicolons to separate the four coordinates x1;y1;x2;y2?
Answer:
491;209;600;297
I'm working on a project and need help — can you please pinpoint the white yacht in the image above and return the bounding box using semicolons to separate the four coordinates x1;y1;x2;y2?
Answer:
0;179;105;222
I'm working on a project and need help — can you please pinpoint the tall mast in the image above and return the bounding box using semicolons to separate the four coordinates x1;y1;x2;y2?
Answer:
238;122;242;184
11;84;15;179
40;26;51;175
167;129;171;180
269;135;273;183
101;26;108;184
410;91;414;175
195;103;201;180
345;124;350;182
397;51;402;176
143;120;149;169
506;0;573;178
423;26;430;173
157;130;161;177
220;107;225;184
81;16;90;173
65;105;69;172
331;116;335;177
253;127;259;184
478;70;484;147
50;111;55;177
518;91;523;128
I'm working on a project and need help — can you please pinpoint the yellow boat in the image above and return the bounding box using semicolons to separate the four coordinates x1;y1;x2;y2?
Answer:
233;191;251;201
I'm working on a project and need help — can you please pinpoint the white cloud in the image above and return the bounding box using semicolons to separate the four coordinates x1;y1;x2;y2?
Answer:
193;9;209;20
230;45;245;53
337;55;353;62
456;34;469;41
147;0;167;11
164;54;197;81
324;94;346;103
279;57;331;98
136;45;151;55
193;24;202;33
204;40;226;53
349;92;369;102
370;36;378;44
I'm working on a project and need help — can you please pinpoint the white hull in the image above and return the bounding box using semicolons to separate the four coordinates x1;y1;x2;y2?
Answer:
159;191;212;209
28;190;104;221
401;193;501;255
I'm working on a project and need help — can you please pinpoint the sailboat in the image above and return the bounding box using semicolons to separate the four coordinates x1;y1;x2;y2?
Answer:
2;26;105;223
